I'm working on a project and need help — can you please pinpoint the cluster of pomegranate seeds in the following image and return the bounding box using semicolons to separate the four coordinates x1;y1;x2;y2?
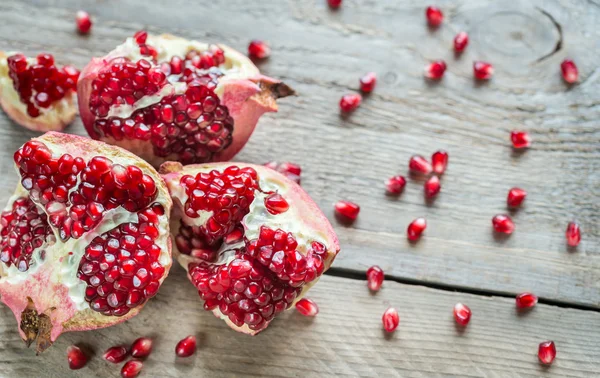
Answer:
538;341;556;365
366;265;384;291
431;150;448;175
248;40;271;59
131;337;153;358
67;345;88;370
339;93;362;112
382;307;399;332
359;72;377;93
453;303;471;326
6;53;79;117
103;346;129;363
334;200;360;221
121;360;143;378
75;11;92;34
492;214;515;234
407;218;427;241
175;335;197;357
408;155;432;175
516;292;538;309
424;60;447;80
385;175;406;195
327;0;342;9
425;6;443;27
454;32;469;52
510;130;531;149
424;176;441;199
560;59;578;84
264;161;302;184
566;221;581;247
473;61;494;80
507;188;527;208
295;298;319;316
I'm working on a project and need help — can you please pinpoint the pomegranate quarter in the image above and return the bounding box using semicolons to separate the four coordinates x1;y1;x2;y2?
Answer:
78;32;294;168
160;162;340;335
0;132;172;353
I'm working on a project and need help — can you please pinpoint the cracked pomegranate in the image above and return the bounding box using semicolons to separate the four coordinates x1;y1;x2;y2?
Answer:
0;52;79;131
0;132;172;353
160;162;339;335
78;32;293;168
175;335;197;357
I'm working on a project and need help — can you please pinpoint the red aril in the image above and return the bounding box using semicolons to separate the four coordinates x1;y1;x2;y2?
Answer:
264;193;289;214
76;11;92;34
424;175;441;198
407;218;426;241
264;161;301;184
566;222;581;247
538;341;556;365
560;59;578;84
409;155;432;175
516;292;538;309
67;345;88;370
339;93;362;112
385;175;406;195
492;214;514;234
382;307;399;332
473;61;493;80
175;335;197;357
103;345;129;363
359;72;377;93
295;298;319;316
453;303;471;326
366;265;384;291
424;60;446;80
511;130;531;149
248;40;271;59
425;6;443;27
334;200;360;221
454;32;469;52
131;337;153;358
121;360;143;378
507;188;527;208
431;150;448;175
328;0;342;9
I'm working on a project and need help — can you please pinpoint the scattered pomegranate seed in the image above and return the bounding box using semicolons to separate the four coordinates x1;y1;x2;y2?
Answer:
75;11;92;34
538;341;556;365
473;61;493;80
385;175;406;195
454;32;469;52
424;60;447;80
359;72;377;93
67;345;88;370
566;221;581;247
121;360;143;378
425;6;443;27
175;335;197;357
407;218;426;241
382;307;399;332
516;292;538;309
507;188;527;208
103;345;128;363
560;59;578;84
248;40;271;59
424;176;441;198
130;337;153;358
453;303;471;326
295;298;319;316
409;155;432;175
339;94;362;112
366;265;384;291
328;0;342;8
492;214;514;234
264;192;289;214
431;150;448;175
334;200;360;221
510;130;531;149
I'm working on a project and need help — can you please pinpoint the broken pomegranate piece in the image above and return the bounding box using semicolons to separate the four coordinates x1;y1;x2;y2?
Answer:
0;132;172;353
0;52;79;131
160;162;339;335
78;32;294;168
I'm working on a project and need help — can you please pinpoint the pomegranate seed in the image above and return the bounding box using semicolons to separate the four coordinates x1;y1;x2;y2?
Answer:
359;72;377;93
328;0;342;9
103;345;128;363
175;335;197;357
366;265;384;291
424;176;441;198
121;360;143;378
473;61;493;80
385;175;406;195
516;292;538;309
507;188;527;208
453;303;471;326
431;150;448;175
67;345;88;370
334;200;360;221
75;11;92;34
339;94;362;112
134;30;148;45
295;298;319;316
561;59;578;84
409;155;432;175
538;341;556;365
130;337;153;358
264;192;289;214
454;32;469;52
264;161;301;184
425;6;443;27
407;218;426;241
248;40;271;59
566;221;581;247
382;307;399;332
424;60;447;80
511;130;531;149
492;214;514;234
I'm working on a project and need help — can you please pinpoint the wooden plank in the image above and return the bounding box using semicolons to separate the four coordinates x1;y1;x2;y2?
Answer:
1;272;598;377
0;0;598;310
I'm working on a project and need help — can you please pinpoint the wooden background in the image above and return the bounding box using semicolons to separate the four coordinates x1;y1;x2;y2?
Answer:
0;0;598;376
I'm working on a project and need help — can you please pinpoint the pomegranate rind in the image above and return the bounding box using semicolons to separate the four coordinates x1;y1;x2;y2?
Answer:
0;52;77;132
0;132;172;353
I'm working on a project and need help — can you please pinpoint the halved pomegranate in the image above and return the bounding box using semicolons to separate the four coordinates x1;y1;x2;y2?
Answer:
160;162;339;335
0;132;172;353
78;32;294;168
0;52;79;132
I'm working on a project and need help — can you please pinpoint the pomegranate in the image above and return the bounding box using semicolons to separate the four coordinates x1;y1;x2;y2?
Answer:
0;52;79;132
78;32;294;168
0;132;172;353
160;162;339;335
